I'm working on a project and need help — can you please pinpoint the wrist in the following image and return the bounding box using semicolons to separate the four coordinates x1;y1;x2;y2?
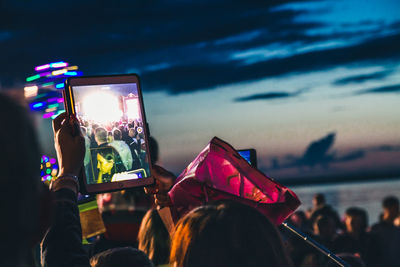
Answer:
50;174;79;194
58;167;80;177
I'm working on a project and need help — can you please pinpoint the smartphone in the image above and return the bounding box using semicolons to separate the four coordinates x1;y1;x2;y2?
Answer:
64;74;154;194
238;149;257;168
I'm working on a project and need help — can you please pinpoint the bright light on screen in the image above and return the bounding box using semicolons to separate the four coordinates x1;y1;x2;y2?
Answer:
81;91;122;124
125;98;140;121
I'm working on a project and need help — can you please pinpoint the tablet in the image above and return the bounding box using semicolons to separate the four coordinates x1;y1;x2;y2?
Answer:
64;74;154;194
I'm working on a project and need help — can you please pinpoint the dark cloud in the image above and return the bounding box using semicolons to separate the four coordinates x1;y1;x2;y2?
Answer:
269;132;369;171
234;91;294;102
141;32;400;93
267;136;400;173
358;84;400;94
333;70;393;85
1;0;399;95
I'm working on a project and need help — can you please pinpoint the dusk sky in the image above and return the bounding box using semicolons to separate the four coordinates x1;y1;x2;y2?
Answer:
1;0;399;182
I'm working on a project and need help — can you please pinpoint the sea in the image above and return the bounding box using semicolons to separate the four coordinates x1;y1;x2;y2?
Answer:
290;178;400;226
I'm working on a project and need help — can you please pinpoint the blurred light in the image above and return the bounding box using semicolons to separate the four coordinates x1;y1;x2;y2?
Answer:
51;169;58;176
40;164;43;170
43;112;55;119
40;71;52;77
53;164;58;169
46;169;51;174
42;82;54;87
48;103;59;109
45;107;57;113
57;98;64;103
64;71;78;76
24;85;38;98
26;74;40;82
46;162;51;168
46;175;52;181
50;61;68;68
47;97;58;103
51;110;65;119
52;69;67;76
67;66;78;70
50;158;57;164
32;102;44;109
36;93;49;98
56;83;64;88
35;64;50;71
41;171;45;176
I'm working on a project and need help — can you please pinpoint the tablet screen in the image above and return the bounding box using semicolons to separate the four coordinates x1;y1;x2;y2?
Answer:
71;82;151;185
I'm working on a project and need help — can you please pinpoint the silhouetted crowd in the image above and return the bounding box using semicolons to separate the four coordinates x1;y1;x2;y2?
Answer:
283;193;400;267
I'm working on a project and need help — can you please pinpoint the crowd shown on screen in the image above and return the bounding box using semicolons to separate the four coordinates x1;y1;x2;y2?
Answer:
78;118;147;183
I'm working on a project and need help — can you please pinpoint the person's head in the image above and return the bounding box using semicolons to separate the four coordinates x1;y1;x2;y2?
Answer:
313;215;336;240
170;200;291;267
312;193;325;208
394;214;400;227
289;210;307;229
344;207;368;235
138;209;170;266
90;247;154;267
80;126;87;136
95;127;108;145
148;136;159;165
128;128;136;138
0;93;50;265
382;196;399;223
113;128;122;141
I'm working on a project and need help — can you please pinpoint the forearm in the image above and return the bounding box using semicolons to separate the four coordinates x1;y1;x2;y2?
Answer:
41;184;89;267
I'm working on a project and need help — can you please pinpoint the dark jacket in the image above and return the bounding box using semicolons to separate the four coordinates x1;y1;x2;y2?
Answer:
41;188;90;267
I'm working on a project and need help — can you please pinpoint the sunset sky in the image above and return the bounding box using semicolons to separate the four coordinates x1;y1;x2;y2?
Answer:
1;0;399;182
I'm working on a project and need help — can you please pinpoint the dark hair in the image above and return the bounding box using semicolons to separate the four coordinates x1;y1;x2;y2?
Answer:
383;196;399;209
113;128;122;140
138;209;170;266
148;136;159;165
170;200;291;267
314;193;325;205
345;207;368;230
0;93;41;260
95;127;108;143
90;247;154;267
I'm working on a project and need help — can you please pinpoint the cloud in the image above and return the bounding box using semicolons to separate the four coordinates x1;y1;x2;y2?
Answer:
333;70;393;85
270;132;369;170
358;84;400;94
1;0;399;95
140;32;400;94
234;91;294;102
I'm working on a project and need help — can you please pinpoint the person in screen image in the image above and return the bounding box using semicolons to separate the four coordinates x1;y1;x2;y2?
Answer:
109;128;133;171
92;127;125;183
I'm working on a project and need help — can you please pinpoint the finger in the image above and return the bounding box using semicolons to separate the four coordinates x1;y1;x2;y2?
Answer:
69;115;83;137
155;193;169;202
52;112;68;134
144;186;157;195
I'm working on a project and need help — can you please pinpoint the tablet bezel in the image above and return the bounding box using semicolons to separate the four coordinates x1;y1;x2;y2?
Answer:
64;74;154;194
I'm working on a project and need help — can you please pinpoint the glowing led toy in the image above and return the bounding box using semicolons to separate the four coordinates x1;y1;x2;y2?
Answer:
40;155;59;184
24;61;82;119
